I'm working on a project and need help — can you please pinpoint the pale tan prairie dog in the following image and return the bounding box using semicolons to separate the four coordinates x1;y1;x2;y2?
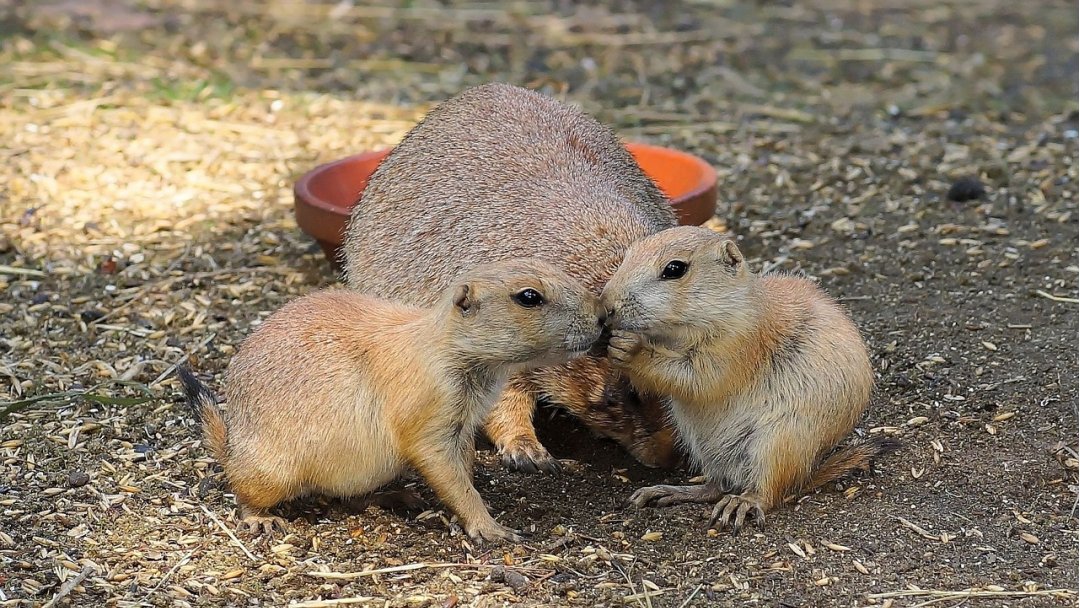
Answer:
179;259;604;542
342;82;680;473
600;226;896;531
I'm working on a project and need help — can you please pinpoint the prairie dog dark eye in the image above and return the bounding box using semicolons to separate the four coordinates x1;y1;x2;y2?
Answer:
660;260;689;280
513;288;545;308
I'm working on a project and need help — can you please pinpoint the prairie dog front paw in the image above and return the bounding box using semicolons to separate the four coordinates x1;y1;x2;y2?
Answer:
608;330;643;368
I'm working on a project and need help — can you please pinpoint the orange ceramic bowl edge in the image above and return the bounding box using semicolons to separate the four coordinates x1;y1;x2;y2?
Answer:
293;142;718;267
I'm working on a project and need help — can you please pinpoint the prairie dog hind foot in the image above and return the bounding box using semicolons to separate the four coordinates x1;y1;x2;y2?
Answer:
629;483;725;508
708;493;766;534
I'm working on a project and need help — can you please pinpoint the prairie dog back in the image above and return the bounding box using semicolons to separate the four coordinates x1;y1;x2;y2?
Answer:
343;82;674;300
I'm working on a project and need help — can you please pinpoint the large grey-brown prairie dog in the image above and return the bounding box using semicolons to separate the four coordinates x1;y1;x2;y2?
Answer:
180;258;604;543
342;82;680;473
601;226;896;531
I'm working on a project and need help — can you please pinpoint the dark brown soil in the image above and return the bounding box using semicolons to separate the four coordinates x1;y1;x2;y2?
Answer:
1;1;1076;607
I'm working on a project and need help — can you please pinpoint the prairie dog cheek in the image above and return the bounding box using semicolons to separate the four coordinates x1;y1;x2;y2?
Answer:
635;283;674;322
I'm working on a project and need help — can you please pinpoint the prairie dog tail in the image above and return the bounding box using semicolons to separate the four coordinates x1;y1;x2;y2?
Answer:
804;436;899;494
177;366;228;465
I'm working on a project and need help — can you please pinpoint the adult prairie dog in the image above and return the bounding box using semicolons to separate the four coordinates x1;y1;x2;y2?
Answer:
601;226;894;531
180;259;604;543
342;82;679;473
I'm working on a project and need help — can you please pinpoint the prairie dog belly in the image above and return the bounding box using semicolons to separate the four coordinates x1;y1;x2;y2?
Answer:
670;397;762;491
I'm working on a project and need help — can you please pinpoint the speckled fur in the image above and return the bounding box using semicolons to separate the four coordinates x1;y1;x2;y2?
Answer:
342;82;679;470
181;259;603;542
602;227;889;528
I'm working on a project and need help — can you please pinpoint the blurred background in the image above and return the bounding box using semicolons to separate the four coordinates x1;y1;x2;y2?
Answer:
3;0;1076;265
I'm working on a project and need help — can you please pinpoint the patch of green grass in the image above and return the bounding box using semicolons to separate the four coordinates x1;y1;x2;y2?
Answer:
0;380;156;422
18;31;123;61
149;72;237;103
0;31;130;93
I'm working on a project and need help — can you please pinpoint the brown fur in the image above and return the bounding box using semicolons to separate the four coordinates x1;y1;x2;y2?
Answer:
179;259;603;542
341;82;679;472
802;437;900;496
601;226;894;530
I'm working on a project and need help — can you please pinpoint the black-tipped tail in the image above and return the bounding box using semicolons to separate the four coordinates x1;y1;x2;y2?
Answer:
177;365;215;421
175;365;228;464
805;435;900;493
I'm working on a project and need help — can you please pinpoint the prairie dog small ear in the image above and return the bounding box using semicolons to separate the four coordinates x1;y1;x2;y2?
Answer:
453;283;474;314
717;240;745;271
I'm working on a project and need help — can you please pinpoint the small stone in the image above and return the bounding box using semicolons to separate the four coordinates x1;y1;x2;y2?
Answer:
503;570;529;593
550;573;575;584
31;292;50;305
67;471;90;488
80;309;105;323
197;475;221;498
98;257;119;274
556;581;578;594
947;177;986;202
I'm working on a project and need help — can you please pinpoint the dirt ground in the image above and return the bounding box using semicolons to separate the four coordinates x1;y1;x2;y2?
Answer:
1;1;1077;606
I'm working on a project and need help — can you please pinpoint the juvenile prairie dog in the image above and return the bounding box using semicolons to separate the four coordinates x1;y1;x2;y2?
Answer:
343;83;679;474
179;259;604;542
601;226;894;531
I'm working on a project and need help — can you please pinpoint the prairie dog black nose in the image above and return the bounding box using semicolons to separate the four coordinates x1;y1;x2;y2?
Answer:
604;306;618;325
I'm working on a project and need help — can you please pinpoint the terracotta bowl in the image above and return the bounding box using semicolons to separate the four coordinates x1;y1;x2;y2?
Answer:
294;142;718;267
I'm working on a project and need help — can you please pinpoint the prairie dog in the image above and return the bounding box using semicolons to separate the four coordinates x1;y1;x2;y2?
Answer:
180;259;604;542
342;82;679;473
600;226;894;531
